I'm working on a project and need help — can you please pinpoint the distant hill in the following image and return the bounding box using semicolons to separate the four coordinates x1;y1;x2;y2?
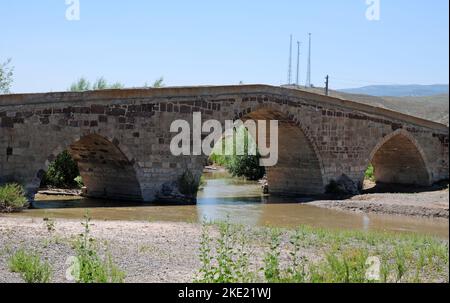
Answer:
284;85;449;125
338;84;449;97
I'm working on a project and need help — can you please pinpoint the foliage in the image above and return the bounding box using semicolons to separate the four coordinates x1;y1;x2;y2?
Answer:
152;77;165;88
226;155;265;181
178;170;199;196
209;126;265;181
0;58;14;94
196;222;450;283
0;183;28;213
69;77;124;92
365;164;375;182
71;214;125;283
195;221;253;283
8;249;52;283
74;176;84;188
69;77;91;92
263;229;282;282
41;151;81;189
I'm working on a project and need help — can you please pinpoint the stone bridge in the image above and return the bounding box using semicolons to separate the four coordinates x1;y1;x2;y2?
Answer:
0;85;448;203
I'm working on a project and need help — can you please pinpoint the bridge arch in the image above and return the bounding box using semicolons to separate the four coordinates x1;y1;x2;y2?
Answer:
366;129;431;186
37;133;143;201
237;105;326;195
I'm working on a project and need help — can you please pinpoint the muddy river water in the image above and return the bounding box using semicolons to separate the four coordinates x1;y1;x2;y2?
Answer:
12;171;449;239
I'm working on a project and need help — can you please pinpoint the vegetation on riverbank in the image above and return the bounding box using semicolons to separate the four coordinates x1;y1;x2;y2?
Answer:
0;184;27;213
209;127;265;181
71;215;125;283
365;164;376;182
196;221;449;283
41;151;82;189
8;249;52;283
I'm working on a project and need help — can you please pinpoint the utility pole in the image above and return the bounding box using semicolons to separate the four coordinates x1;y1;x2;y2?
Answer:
296;41;301;86
288;34;293;85
325;75;329;96
306;33;312;88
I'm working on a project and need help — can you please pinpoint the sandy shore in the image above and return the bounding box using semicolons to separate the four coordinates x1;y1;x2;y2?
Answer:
310;188;449;219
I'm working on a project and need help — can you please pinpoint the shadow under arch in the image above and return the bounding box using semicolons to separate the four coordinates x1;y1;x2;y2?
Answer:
42;133;143;202
238;106;326;195
366;129;431;187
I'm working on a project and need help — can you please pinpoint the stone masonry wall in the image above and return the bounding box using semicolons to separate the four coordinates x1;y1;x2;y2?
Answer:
0;85;448;202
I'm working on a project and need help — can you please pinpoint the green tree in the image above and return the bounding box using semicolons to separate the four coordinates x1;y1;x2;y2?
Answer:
0;58;14;94
92;77;108;90
210;126;265;181
69;77;91;92
145;77;165;88
70;77;124;92
41;151;81;188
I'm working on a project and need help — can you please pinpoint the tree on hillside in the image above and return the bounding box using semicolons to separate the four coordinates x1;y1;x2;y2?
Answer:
0;58;14;94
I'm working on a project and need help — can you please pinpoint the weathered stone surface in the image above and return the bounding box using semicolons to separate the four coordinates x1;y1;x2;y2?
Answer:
0;85;448;203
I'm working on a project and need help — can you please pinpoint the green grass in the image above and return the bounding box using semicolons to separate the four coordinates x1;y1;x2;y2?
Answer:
0;183;28;213
8;249;52;283
195;222;449;283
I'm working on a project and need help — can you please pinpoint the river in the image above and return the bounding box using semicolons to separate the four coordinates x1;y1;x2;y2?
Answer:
11;170;449;239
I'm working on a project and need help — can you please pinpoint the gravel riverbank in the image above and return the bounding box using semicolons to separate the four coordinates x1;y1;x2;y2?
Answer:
310;189;449;219
0;215;448;283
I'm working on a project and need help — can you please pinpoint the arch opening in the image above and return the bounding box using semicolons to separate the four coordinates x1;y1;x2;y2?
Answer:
202;108;325;198
368;133;431;187
40;134;142;202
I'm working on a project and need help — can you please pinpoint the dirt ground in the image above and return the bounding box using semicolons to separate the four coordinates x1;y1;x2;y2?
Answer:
310;185;449;219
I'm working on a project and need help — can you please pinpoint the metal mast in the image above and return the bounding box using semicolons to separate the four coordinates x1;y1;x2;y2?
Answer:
306;33;312;87
288;34;293;85
296;41;301;86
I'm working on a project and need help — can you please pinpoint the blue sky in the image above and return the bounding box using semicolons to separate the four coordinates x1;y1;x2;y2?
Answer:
1;0;448;93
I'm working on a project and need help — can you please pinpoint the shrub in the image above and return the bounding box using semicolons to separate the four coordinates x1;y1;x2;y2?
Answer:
0;183;28;212
8;249;52;283
263;230;282;282
178;170;199;196
226;154;265;181
196;222;253;283
365;164;376;182
209;126;265;181
71;214;125;283
41;151;81;189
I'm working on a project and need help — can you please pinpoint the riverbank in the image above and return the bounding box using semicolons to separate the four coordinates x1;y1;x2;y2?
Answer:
0;216;448;283
310;188;449;219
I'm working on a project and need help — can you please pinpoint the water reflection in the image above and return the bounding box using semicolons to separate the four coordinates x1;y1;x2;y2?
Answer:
11;171;449;239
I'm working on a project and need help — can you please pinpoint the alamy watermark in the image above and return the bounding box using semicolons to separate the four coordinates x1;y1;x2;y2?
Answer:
170;113;279;167
366;0;381;21
65;0;80;21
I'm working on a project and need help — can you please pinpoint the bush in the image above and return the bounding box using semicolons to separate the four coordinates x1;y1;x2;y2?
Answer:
8;249;52;283
0;183;28;212
365;164;375;182
71;214;125;283
196;222;253;283
226;155;265;181
41;151;81;189
178;170;199;196
209;126;265;181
